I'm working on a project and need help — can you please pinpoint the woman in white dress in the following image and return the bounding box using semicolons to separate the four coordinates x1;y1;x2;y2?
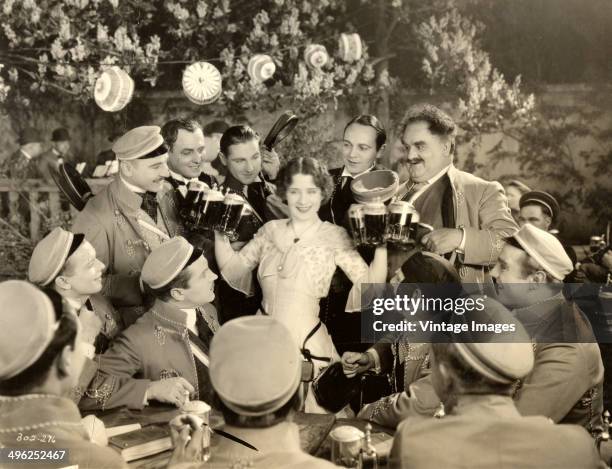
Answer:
214;156;387;413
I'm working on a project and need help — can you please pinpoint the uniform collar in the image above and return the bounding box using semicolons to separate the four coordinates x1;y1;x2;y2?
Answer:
216;421;301;456
119;175;146;194
453;394;521;419
225;173;262;193
113;177;149;213
0;394;87;437
181;308;198;335
168;169;191;185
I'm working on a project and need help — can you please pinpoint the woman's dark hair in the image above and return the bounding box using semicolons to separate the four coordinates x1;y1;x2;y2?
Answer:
276;156;334;204
219;125;260;157
0;288;78;396
213;387;301;429
343;114;387;151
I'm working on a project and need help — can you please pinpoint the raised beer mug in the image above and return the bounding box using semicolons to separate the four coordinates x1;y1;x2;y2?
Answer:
386;201;419;245
348;204;366;246
200;188;225;232
363;201;387;246
182;180;209;228
219;193;246;241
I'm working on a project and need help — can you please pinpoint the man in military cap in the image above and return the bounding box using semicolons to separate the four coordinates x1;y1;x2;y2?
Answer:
37;127;71;184
0;127;44;180
518;190;560;232
491;223;604;432
80;236;219;411
0;280;128;469
72;125;180;327
28;227;122;354
389;300;605;469
198;315;337;468
391;104;518;284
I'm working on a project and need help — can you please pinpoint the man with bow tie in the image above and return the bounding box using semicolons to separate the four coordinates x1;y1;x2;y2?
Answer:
27;227;123;403
390;104;517;284
72;126;180;327
80;237;219;411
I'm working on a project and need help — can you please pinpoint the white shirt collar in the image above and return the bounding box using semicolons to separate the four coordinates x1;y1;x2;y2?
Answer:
20;149;32;161
181;308;198;335
341;164;375;179
169;169;190;184
119;175;146;194
63;296;88;313
395;164;451;202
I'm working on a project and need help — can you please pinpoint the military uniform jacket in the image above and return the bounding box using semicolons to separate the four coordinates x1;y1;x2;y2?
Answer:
389;395;605;469
72;177;180;325
393;165;518;284
0;394;127;469
79;299;218;411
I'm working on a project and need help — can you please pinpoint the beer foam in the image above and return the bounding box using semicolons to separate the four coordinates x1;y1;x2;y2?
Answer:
330;425;364;442
188;180;209;192
205;189;224;201
363;202;387;215
224;193;245;205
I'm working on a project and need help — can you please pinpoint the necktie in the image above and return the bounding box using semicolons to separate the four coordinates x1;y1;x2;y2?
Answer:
402;181;428;201
141;191;158;223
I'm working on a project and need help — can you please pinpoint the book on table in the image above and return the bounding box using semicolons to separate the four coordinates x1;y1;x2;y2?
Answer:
108;425;172;462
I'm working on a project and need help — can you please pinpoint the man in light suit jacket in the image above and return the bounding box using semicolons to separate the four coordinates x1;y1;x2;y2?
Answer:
390;104;518;284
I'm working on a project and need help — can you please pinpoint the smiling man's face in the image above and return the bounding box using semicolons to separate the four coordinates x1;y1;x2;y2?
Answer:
400;121;452;183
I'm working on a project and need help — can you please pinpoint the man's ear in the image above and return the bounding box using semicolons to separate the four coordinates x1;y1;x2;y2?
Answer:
376;143;387;160
530;270;548;284
57;344;74;378
54;275;71;291
218;152;228;167
170;287;185;302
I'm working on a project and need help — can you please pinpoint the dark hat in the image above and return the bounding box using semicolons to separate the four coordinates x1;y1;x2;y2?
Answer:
19;127;41;145
519;190;560;222
52;128;70;142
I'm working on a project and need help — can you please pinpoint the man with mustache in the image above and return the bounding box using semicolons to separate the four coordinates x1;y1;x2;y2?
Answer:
391;104;517;283
72;126;180;327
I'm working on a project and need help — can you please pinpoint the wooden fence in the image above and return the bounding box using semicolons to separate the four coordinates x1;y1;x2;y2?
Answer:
0;178;111;242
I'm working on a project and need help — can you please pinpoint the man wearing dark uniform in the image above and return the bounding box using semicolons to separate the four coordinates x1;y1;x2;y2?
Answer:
38;127;71;184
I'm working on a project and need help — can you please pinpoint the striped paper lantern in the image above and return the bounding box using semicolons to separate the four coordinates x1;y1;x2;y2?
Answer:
182;61;223;105
338;33;363;62
94;67;134;112
304;44;329;69
247;54;276;83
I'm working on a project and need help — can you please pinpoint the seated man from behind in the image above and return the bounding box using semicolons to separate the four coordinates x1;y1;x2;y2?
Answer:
0;280;127;469
389;300;605;469
196;316;338;468
80;236;219;411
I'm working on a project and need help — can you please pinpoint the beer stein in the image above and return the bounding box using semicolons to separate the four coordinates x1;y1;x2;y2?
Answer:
330;425;365;468
363;202;387;246
182;180;209;228
199;188;225;232
218;193;247;241
348;204;366;246
385;201;419;245
180;400;211;462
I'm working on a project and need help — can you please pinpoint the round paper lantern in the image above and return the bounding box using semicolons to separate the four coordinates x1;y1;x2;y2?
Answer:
94;67;134;112
338;33;363;62
304;44;329;69
247;54;276;83
182;61;223;105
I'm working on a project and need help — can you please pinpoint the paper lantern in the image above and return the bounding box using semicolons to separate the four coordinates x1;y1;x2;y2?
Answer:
338;33;363;62
247;54;276;83
182;61;223;105
94;67;134;112
304;44;329;69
